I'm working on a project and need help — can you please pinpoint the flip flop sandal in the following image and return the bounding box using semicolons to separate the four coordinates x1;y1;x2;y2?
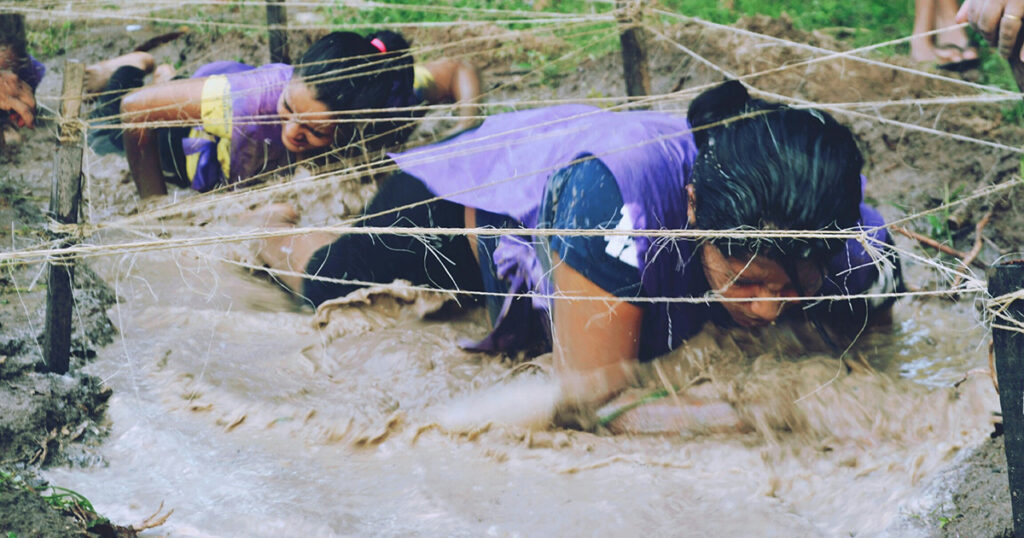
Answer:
935;43;981;72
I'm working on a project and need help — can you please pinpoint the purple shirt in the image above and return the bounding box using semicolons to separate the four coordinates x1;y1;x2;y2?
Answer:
182;62;292;191
19;56;45;91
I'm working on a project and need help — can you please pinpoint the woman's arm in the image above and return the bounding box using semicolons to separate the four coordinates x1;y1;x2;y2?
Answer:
421;59;480;131
550;253;644;407
120;77;205;198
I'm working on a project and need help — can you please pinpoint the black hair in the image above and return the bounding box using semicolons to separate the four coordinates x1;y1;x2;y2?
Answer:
295;31;414;114
687;80;864;264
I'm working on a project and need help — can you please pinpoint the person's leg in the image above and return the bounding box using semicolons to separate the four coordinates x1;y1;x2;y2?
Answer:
935;0;978;61
255;172;483;307
88;64;150;156
84;51;154;97
153;64;176;84
911;0;940;62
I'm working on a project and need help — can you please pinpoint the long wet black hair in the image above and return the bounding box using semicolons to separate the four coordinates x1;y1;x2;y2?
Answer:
295;30;413;113
687;80;863;265
295;31;416;151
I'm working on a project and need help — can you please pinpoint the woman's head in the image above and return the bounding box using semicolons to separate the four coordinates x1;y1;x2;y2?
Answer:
277;31;413;153
686;81;864;326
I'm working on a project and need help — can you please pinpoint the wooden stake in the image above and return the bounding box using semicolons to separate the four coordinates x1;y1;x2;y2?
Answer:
266;0;290;65
43;61;85;375
615;0;651;100
990;260;1024;537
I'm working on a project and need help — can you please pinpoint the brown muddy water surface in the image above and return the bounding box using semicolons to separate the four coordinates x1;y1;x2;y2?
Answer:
37;222;998;537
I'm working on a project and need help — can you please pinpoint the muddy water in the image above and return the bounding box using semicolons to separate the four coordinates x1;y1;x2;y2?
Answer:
42;224;998;536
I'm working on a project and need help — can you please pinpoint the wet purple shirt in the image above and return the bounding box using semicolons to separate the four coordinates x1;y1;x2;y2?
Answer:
183;61;292;191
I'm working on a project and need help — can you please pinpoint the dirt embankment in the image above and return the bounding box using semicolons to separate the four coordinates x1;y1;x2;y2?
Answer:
1;24;137;533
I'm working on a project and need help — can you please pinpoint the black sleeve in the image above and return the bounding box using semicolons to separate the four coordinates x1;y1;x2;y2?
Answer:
541;157;643;299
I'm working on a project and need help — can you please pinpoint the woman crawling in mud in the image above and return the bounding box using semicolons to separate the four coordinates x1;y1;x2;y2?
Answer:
254;80;903;423
87;30;479;198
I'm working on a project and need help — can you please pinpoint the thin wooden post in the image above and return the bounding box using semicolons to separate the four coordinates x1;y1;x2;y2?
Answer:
615;0;651;100
266;0;290;65
990;260;1024;536
43;61;85;375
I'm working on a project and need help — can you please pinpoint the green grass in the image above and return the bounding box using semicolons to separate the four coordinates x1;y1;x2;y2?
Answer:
317;0;915;52
310;0;1023;120
321;0;601;27
0;469;108;530
319;0;621;89
313;0;994;74
27;20;78;59
662;0;916;49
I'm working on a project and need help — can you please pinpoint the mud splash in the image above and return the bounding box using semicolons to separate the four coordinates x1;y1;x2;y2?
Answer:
36;233;998;537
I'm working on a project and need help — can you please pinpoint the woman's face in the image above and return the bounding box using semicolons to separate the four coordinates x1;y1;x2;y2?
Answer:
277;81;336;153
700;243;823;327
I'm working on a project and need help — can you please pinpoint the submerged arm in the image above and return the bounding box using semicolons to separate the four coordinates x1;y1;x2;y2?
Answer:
120;77;205;198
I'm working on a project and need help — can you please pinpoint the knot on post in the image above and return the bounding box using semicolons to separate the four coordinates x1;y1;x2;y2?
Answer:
48;220;90;242
47;251;76;269
57;117;84;145
987;287;1024;333
614;0;645;26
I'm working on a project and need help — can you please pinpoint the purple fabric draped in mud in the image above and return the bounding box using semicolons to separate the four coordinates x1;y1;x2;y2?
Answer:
390;105;892;359
183;61;292;191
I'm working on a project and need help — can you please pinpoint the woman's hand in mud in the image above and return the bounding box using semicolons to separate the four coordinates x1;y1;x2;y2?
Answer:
958;0;1024;62
0;70;35;128
596;386;750;436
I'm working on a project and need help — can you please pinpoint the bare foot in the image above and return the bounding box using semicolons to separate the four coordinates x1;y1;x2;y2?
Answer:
935;0;978;62
84;51;155;96
152;64;177;84
249;203;301;277
247;203;338;294
910;35;941;63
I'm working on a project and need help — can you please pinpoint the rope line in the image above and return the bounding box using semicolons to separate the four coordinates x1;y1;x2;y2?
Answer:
5;2;1021;318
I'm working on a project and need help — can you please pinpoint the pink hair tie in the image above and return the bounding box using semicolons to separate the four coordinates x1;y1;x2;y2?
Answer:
370;38;387;53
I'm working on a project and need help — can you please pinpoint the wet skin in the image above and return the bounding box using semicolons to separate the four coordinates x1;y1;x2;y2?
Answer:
277;81;338;154
699;244;824;327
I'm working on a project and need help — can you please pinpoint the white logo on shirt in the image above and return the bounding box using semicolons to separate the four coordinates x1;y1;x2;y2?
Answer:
604;206;639;268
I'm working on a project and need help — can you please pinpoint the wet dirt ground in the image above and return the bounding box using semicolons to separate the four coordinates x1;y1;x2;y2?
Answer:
2;8;1023;537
